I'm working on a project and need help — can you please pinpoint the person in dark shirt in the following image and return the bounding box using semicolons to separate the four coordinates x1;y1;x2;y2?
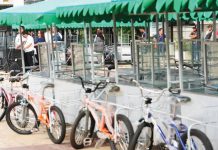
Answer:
153;28;166;54
35;30;45;44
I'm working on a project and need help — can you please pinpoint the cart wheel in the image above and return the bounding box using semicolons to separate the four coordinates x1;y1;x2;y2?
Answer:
9;62;21;76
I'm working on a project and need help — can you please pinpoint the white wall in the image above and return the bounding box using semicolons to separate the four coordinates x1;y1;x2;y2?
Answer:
28;75;218;149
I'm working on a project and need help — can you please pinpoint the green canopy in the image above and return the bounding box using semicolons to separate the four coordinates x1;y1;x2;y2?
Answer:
1;0;218;27
0;0;80;26
56;0;156;22
56;0;218;22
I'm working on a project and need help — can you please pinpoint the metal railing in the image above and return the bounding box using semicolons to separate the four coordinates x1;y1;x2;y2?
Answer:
135;42;175;88
203;41;218;85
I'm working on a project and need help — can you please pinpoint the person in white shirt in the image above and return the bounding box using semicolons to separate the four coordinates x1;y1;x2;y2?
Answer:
44;29;52;43
22;31;35;68
45;27;63;43
15;26;25;49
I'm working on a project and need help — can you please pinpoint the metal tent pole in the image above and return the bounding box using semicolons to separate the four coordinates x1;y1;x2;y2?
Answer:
156;14;159;35
177;13;184;90
64;28;67;48
83;22;88;79
213;11;216;42
203;42;208;84
88;23;94;81
45;26;51;78
162;15;165;33
50;24;56;99
197;21;201;39
170;21;174;42
121;27;123;47
76;29;79;43
113;15;119;83
147;22;150;42
50;25;55;80
131;19;136;79
19;26;25;74
201;20;204;37
156;14;160;75
165;13;171;88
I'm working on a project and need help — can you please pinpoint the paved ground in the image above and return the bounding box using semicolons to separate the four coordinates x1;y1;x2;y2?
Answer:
0;119;109;150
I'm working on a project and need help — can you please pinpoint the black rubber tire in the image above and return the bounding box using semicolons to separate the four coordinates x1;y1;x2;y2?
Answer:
128;121;154;150
6;101;38;134
70;110;95;149
112;114;134;150
0;94;7;121
9;62;21;76
46;106;66;144
178;129;213;150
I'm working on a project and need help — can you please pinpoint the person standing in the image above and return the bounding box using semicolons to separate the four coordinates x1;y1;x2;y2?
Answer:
22;31;35;70
189;26;198;39
205;24;213;41
52;26;62;42
15;26;25;49
190;26;200;62
139;28;147;41
153;28;166;54
94;29;104;43
35;30;45;43
93;29;104;53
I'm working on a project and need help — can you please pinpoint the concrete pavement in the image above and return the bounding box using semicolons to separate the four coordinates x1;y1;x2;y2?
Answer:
0;119;109;150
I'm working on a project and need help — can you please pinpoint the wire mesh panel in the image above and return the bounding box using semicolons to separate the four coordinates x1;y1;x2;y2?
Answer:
104;34;112;46
38;42;50;77
182;39;202;64
205;42;218;84
136;42;174;88
118;34;130;45
137;43;152;81
53;42;66;71
70;35;79;43
71;43;86;78
178;39;204;90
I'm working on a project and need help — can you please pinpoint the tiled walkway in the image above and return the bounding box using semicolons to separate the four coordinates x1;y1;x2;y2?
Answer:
0;120;109;150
